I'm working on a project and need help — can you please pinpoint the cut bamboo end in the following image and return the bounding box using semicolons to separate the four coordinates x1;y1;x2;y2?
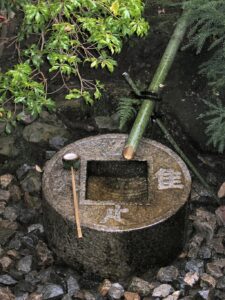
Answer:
71;167;83;239
123;146;135;160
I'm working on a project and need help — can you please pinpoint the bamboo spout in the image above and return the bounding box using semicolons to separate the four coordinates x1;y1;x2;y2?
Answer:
123;11;189;160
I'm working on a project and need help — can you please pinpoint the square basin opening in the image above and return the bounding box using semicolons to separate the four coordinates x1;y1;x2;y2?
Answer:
86;160;149;204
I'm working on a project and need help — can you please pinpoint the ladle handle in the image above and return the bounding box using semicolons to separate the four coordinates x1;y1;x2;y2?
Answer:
71;167;83;238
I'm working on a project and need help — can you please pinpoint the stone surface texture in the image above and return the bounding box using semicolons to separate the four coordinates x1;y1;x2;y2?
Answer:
42;134;191;280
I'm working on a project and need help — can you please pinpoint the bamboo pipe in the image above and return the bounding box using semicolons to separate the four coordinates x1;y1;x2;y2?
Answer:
123;11;190;160
122;73;220;204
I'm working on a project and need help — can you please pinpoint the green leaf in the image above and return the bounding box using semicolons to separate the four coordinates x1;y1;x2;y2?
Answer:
94;87;101;100
81;91;93;105
5;122;12;134
65;89;81;100
49;65;60;72
110;0;120;16
14;97;26;103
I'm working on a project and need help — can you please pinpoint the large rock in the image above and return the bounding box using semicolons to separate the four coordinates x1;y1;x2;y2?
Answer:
23;122;69;144
95;113;119;131
49;136;68;150
0;136;19;158
20;170;41;194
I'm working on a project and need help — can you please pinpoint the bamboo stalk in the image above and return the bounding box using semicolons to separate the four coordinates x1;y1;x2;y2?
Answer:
123;11;189;160
71;167;83;238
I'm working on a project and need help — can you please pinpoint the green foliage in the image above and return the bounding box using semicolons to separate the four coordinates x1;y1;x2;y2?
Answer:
117;97;140;129
199;98;225;153
199;49;225;90
0;62;54;133
181;0;225;152
0;0;149;131
183;0;225;90
65;80;104;104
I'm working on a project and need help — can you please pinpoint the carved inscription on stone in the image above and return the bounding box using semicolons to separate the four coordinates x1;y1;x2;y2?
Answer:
155;168;184;190
100;205;129;224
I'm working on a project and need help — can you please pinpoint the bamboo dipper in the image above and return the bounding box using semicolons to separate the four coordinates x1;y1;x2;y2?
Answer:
62;152;82;238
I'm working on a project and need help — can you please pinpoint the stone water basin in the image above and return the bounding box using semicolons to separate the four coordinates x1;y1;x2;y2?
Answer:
42;134;191;280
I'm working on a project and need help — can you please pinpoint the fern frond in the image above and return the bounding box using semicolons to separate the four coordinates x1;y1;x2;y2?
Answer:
199;49;225;89
200;97;225;153
117;97;140;130
182;0;225;90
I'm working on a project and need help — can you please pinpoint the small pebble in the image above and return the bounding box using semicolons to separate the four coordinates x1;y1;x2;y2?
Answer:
206;262;223;278
157;266;179;282
108;283;124;300
98;279;111;296
183;272;199;287
124;291;140;300
9;185;22;202
0;174;14;188
0;189;10;202
0;287;16;300
185;260;204;275
200;273;216;288
128;277;152;296
28;224;44;234
216;276;225;290
0;256;13;271
40;284;64;300
28;292;43;300
17;255;33;274
0;274;17;285
66;275;80;296
4;207;18;222
152;284;174;298
36;240;54;266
